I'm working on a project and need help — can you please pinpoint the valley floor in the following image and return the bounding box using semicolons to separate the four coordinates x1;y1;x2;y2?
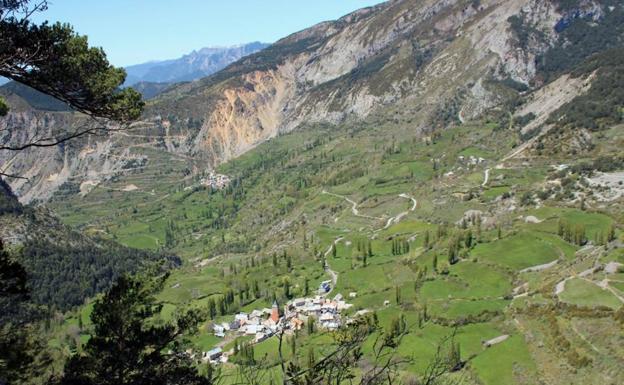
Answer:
48;118;624;385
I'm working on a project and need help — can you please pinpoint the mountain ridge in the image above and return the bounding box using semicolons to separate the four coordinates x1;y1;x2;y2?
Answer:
123;41;270;85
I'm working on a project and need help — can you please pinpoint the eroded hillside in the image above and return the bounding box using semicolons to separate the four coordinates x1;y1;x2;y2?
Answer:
1;0;608;203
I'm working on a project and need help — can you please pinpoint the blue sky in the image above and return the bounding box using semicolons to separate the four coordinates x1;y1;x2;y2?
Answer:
32;1;385;67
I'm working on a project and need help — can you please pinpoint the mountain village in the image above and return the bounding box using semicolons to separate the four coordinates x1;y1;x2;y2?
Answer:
200;285;360;365
200;172;231;190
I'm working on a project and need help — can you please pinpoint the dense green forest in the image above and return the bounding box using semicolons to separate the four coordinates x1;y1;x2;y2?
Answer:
18;237;179;311
548;48;624;131
2;179;179;311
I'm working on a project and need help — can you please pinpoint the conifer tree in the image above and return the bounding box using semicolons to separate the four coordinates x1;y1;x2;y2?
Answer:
464;229;473;248
290;336;297;356
283;278;292;299
253;280;261;299
447;342;462;371
0;2;144;158
207;298;217;319
307;347;316;369
56;272;211;385
307;317;315;335
0;240;43;385
608;224;616;242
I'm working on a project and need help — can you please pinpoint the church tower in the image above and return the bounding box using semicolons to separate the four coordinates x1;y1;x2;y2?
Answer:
270;300;280;323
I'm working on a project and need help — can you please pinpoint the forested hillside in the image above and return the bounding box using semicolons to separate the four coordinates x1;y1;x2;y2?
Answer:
0;183;179;311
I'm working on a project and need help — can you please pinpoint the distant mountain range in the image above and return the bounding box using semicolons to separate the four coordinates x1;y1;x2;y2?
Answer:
0;41;271;106
123;42;270;86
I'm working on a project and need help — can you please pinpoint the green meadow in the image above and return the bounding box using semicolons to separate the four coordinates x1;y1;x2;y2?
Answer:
48;117;623;385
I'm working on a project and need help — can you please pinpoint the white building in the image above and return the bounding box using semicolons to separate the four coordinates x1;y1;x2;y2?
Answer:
213;325;225;338
245;324;262;335
250;310;264;319
202;348;222;363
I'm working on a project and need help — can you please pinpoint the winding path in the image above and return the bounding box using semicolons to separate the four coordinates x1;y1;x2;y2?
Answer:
593;278;624;304
554;264;624;304
381;194;418;230
482;168;490;187
322;237;343;294
319;191;418;293
322;190;418;232
324;237;344;258
321;190;381;220
519;259;558;273
399;193;417;211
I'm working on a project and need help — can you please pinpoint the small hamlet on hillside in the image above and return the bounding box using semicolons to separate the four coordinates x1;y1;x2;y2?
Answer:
200;172;231;190
201;293;356;364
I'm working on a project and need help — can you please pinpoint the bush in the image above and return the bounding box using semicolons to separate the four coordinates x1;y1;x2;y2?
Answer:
515;112;536;128
520;192;533;206
0;179;22;215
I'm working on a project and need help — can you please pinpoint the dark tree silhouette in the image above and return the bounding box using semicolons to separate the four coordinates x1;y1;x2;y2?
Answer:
55;272;212;385
0;239;46;385
0;1;144;158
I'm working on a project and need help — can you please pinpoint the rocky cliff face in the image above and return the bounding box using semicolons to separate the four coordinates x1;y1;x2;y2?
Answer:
0;0;609;202
150;0;568;160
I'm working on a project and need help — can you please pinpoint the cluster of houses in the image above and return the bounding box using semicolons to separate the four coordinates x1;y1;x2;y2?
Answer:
285;293;354;330
200;172;231;190
203;293;356;364
458;155;486;165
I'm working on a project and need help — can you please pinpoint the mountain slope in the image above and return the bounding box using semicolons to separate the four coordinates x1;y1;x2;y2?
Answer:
130;81;174;100
0;179;179;311
1;0;622;205
48;70;624;385
0;81;72;112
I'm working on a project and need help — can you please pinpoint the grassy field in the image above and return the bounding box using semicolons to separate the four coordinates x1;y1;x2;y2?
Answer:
471;335;536;385
559;278;622;309
471;232;565;270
